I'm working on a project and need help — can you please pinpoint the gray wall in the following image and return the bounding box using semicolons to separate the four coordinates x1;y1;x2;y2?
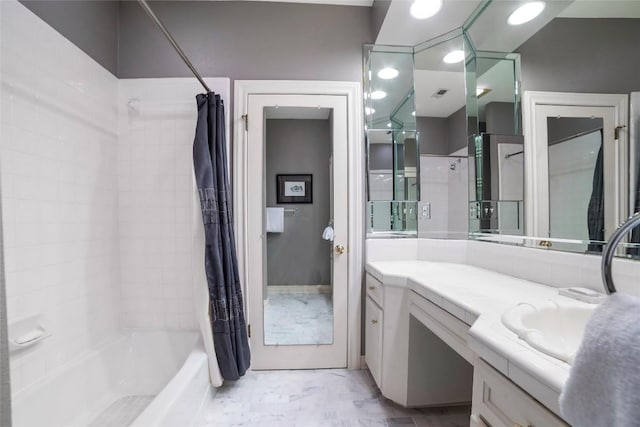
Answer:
547;117;603;146
516;18;640;93
417;117;448;155
118;1;373;82
369;143;393;170
448;107;469;154
18;0;119;75
266;119;332;286
372;0;391;40
417;107;469;155
485;102;519;135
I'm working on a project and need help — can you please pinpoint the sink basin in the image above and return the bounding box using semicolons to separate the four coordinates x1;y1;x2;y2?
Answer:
501;301;596;364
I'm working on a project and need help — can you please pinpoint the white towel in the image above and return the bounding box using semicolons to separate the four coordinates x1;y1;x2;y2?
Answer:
559;293;640;427
266;207;284;233
322;225;334;242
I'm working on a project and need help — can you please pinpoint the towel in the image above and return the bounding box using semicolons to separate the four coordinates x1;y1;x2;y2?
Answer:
559;293;640;427
266;207;284;233
322;225;334;242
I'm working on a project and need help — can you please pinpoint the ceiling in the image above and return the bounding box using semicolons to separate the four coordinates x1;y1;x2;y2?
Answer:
203;0;374;5
559;0;640;18
376;0;482;46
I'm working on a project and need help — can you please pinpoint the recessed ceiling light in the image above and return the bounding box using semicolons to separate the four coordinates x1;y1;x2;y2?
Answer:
443;50;465;64
371;90;387;100
410;0;443;19
377;67;399;80
365;107;376;115
508;1;545;26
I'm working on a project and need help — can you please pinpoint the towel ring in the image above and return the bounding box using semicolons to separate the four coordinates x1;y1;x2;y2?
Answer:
601;211;640;295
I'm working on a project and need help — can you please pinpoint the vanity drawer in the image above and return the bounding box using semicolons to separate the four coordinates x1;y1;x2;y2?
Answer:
472;358;569;427
365;273;383;307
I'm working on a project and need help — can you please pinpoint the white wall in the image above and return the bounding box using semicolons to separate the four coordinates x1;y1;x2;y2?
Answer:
117;78;230;330
1;1;119;394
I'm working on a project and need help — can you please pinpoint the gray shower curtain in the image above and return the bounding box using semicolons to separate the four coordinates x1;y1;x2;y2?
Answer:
587;131;604;253
193;92;250;380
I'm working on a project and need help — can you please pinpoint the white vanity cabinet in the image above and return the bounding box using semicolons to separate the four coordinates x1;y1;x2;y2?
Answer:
365;295;383;385
471;359;569;427
364;272;472;407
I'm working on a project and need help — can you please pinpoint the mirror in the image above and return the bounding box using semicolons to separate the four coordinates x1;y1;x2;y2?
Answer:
463;1;640;257
466;52;523;236
413;31;470;239
364;46;419;237
364;0;640;256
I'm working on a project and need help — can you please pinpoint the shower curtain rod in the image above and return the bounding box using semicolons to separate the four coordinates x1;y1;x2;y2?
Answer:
137;0;211;93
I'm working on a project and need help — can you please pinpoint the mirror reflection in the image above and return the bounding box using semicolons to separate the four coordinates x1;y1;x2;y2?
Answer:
364;0;640;257
263;108;334;345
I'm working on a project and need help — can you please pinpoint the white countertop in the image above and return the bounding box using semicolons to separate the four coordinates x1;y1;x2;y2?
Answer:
366;260;593;417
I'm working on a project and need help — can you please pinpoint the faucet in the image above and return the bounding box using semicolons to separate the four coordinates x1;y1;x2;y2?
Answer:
601;211;640;294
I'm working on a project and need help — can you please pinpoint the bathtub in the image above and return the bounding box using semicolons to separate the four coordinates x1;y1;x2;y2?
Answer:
11;331;213;427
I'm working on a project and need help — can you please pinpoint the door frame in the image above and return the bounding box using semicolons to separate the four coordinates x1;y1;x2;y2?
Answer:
522;91;629;238
233;80;364;369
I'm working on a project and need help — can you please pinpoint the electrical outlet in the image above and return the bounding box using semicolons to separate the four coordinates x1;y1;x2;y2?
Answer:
421;203;431;219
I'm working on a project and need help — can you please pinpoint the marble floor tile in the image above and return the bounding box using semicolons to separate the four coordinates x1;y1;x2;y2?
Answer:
193;369;470;427
264;289;333;345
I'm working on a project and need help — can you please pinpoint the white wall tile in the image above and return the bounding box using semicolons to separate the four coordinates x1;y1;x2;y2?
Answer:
117;78;230;331
2;0;120;394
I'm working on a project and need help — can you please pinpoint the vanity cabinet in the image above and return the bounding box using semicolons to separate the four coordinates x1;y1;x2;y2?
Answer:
471;358;569;427
364;272;472;407
365;296;383;385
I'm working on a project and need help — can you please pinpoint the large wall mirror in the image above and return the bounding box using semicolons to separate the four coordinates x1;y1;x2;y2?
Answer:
365;0;640;257
465;1;640;258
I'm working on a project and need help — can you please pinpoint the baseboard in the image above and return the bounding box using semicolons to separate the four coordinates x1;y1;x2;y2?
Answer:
267;285;332;294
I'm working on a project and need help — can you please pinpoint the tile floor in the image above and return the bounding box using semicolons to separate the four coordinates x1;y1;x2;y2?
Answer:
195;369;471;427
264;290;334;345
88;395;154;427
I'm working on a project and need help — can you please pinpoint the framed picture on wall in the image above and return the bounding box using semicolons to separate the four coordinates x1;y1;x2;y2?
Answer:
276;174;312;204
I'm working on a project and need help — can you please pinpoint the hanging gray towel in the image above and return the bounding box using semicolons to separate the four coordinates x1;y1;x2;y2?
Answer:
559;293;640;426
193;92;250;381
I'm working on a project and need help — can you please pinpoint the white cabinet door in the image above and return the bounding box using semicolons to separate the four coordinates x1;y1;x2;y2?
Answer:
365;296;383;386
472;358;569;427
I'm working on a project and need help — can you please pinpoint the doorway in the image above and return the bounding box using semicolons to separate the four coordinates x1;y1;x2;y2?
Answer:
523;91;629;246
233;82;364;370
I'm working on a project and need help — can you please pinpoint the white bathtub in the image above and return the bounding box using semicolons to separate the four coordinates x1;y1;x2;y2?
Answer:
11;331;213;427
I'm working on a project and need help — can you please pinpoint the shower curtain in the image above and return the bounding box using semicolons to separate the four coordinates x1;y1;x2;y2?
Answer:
587;132;604;253
193;92;250;381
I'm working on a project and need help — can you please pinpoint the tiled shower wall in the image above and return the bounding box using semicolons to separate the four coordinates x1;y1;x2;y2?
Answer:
117;78;230;330
1;1;119;393
1;1;227;394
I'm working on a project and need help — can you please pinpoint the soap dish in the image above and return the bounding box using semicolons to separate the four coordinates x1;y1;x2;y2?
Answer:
8;314;51;353
558;287;606;304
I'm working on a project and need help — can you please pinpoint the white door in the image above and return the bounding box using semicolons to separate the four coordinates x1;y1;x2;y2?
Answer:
533;104;618;244
246;94;349;369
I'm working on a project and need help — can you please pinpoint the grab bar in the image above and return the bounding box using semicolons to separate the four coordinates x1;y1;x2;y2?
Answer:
601;211;640;294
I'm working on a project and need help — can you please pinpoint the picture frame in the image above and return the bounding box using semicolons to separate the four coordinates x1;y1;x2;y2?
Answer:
276;174;312;204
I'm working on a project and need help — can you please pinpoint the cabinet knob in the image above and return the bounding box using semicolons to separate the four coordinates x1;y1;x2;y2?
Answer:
369;286;375;290
371;319;378;325
335;244;345;254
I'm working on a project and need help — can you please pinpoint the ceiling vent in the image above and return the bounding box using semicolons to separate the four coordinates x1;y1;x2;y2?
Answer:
432;88;448;98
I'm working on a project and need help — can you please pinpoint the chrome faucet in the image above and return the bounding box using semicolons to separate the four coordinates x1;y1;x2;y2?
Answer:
601;211;640;295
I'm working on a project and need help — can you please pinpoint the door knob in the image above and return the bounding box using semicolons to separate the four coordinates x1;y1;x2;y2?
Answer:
335;244;345;255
